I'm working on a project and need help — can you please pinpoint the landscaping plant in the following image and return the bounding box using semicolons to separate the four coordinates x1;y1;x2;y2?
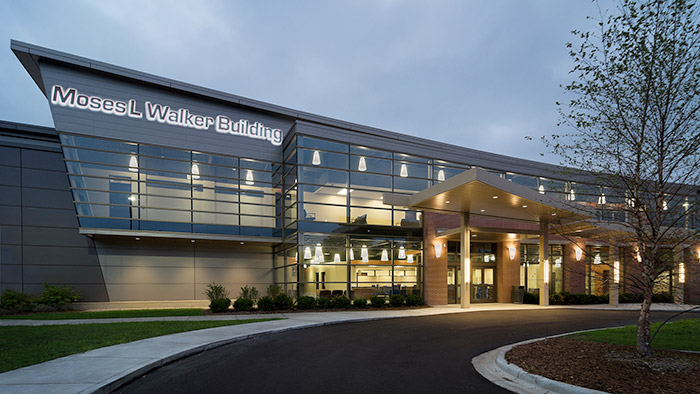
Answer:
369;295;384;308
257;296;275;311
204;283;231;313
37;282;81;310
389;294;404;307
330;295;351;309
352;298;367;308
296;296;316;310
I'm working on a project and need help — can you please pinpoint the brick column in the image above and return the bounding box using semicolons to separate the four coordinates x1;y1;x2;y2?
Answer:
539;221;549;306
685;248;700;304
564;243;586;293
423;212;458;305
497;241;520;303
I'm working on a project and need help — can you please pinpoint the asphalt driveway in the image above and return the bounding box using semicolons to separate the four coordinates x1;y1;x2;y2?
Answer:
118;309;687;394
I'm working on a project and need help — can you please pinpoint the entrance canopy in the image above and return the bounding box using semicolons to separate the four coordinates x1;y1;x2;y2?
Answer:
383;167;592;225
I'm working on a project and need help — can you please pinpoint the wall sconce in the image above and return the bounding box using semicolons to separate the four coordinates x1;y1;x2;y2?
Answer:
679;263;686;284
543;259;549;284
312;150;321;165
358;156;367;172
508;246;516;260
614;260;620;283
575;246;583;261
398;246;406;259
303;247;312;259
314;243;324;263
434;243;443;258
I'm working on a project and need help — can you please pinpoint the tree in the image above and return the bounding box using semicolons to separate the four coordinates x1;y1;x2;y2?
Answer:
546;0;700;358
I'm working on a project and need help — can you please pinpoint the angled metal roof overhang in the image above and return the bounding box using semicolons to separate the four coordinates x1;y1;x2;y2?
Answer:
384;168;594;225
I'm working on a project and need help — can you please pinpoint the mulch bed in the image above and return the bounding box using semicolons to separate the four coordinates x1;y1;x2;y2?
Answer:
506;337;700;394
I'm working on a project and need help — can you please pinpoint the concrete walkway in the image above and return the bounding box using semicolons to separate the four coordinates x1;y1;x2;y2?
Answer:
0;303;696;394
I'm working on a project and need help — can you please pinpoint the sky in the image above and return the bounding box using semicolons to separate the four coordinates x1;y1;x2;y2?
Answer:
0;0;612;165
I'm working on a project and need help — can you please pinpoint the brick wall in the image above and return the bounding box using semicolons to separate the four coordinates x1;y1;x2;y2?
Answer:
684;248;700;304
423;211;460;305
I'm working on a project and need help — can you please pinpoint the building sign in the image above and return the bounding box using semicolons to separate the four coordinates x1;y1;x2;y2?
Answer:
49;85;283;146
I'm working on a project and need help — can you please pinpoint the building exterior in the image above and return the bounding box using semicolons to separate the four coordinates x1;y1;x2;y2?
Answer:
1;40;698;305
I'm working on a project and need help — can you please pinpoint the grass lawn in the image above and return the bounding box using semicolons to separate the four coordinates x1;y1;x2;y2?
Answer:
0;308;205;320
570;318;700;351
0;318;277;373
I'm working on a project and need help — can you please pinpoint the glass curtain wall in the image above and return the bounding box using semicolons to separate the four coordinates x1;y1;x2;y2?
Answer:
520;244;564;293
59;133;278;236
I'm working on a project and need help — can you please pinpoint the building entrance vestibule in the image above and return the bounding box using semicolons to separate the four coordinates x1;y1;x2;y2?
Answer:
447;241;497;304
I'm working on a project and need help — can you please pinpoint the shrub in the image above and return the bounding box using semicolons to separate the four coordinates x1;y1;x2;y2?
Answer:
37;282;81;309
209;298;231;313
331;295;351;309
404;294;423;306
239;285;260;302
233;297;254;311
317;297;332;309
652;292;673;303
620;293;644;303
389;294;404;307
297;296;316;310
523;292;539;304
0;289;34;312
370;295;384;308
549;292;565;305
257;296;275;311
204;282;230;301
353;298;367;308
273;293;294;310
266;284;283;298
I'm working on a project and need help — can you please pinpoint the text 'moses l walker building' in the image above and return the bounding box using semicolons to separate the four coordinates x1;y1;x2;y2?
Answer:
2;40;698;307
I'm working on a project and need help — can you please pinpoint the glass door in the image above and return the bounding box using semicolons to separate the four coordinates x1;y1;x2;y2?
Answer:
471;267;495;302
447;266;461;304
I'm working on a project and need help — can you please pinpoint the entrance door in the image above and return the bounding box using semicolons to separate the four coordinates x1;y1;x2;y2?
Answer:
471;267;495;302
447;266;461;304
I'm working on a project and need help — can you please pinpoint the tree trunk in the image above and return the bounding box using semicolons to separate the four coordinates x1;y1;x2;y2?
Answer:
636;287;653;358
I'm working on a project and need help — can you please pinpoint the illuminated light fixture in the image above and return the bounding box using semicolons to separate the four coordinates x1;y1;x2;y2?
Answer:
508;246;517;260
434;243;443;258
400;163;408;177
437;169;445;181
598;193;606;205
361;245;369;263
492;195;498;199
594;254;602;265
663;200;668;210
637;252;642;263
128;156;139;172
575;247;583;261
358;156;367;172
334;253;341;263
312;150;321;165
679;263;686;283
245;170;254;185
472;234;477;237
465;258;471;283
682;201;690;209
569;189;576;201
135;237;140;241
398;246;406;259
128;195;137;202
484;254;490;263
407;254;414;263
543;259;549;283
508;233;516;239
381;249;389;261
314;243;324;263
337;188;354;196
191;239;195;243
303;247;312;259
614;260;620;283
303;264;308;269
626;197;635;208
480;209;485;212
697;250;700;260
554;257;562;268
552;212;557;216
349;248;355;261
445;200;450;204
522;204;528;208
538;185;545;194
190;163;200;180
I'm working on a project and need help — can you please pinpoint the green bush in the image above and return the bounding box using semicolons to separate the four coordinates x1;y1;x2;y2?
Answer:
331;295;351;309
389;294;404;307
233;297;254;311
404;294;423;306
549;292;565;305
209;298;231;313
257;296;275;311
204;283;230;301
273;293;294;310
620;293;644;303
353;298;367;308
266;284;283;298
317;297;332;309
523;292;539;304
297;296;317;310
652;292;673;303
0;289;34;312
37;282;81;309
239;285;260;302
369;295;384;308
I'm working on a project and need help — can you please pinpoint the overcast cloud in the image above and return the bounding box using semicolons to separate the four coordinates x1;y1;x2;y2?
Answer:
0;0;612;165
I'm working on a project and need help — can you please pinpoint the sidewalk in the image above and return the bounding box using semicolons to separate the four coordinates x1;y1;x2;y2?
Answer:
0;303;696;394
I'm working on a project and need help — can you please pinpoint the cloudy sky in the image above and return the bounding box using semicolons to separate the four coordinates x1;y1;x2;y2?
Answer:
0;1;611;164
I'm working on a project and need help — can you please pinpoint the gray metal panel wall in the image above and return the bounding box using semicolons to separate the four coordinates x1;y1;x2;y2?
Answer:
0;139;109;301
93;237;273;301
40;62;292;163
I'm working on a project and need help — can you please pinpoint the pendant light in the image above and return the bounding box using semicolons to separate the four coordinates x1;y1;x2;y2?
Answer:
399;163;408;177
128;156;139;172
358;156;367;172
538;185;545;194
303;246;312;259
333;253;341;263
349;248;355;261
314;243;324;263
398;246;406;259
437;169;445;182
598;193;606;205
407;255;414;264
245;170;254;185
312;150;321;165
361;245;369;263
381;249;389;261
190;163;200;180
569;189;576;201
594;254;601;265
